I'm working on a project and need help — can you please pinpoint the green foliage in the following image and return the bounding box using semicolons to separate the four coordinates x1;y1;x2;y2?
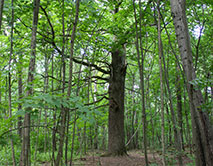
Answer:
15;93;89;115
189;77;212;90
0;0;211;165
0;145;21;165
34;152;51;163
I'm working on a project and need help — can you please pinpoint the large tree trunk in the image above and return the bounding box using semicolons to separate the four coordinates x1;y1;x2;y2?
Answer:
170;1;213;165
107;1;127;156
108;46;127;156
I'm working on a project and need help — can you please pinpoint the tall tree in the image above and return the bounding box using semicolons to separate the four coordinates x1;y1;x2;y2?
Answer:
108;1;127;156
55;0;80;165
133;0;148;164
156;0;166;165
8;0;16;165
170;0;213;165
68;1;80;166
19;0;40;165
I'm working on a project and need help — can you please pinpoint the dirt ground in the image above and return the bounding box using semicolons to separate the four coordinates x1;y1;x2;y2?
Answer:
40;150;193;166
71;150;193;166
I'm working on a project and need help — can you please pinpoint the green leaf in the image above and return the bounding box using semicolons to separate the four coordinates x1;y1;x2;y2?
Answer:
16;109;26;116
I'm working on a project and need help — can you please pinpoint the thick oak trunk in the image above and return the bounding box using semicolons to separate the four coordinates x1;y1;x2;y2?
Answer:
108;47;127;156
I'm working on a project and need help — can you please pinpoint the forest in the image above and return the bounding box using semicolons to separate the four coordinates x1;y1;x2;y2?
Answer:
0;0;212;165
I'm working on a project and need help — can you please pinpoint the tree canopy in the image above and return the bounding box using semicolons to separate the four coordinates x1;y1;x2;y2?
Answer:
0;0;212;165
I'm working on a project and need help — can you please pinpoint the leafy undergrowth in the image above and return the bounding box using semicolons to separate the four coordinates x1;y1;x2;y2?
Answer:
38;149;194;166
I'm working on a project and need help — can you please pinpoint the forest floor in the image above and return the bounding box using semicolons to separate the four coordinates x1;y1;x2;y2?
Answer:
40;149;194;166
72;150;193;166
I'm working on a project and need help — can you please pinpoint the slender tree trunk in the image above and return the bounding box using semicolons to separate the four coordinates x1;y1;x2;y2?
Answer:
138;1;148;164
163;50;183;165
157;1;166;164
176;65;184;150
150;110;155;155
19;0;40;165
8;1;16;165
89;126;93;149
43;51;49;153
101;125;106;150
133;0;148;164
125;103;130;149
55;0;69;164
183;87;191;151
170;1;213;165
135;102;139;149
158;10;183;162
51;53;57;165
33;109;41;160
0;0;4;31
18;54;23;137
131;76;136;149
67;1;80;165
61;2;68;162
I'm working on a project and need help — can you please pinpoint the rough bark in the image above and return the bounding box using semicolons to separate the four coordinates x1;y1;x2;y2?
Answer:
108;46;127;156
19;0;40;165
107;2;127;156
170;0;213;165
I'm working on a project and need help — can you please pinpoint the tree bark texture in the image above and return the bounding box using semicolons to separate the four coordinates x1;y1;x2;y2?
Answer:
108;46;127;156
170;0;213;165
107;1;127;156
